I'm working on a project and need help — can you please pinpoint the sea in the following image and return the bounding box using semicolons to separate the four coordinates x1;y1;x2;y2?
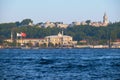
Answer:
0;49;120;80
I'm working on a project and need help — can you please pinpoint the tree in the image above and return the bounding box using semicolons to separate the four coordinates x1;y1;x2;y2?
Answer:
0;36;5;45
85;20;91;25
20;19;33;26
15;21;20;26
0;21;120;46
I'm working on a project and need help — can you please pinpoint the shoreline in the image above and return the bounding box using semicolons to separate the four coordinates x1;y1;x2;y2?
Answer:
0;47;120;49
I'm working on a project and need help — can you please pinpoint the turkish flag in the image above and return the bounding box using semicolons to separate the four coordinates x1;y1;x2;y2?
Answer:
21;32;26;37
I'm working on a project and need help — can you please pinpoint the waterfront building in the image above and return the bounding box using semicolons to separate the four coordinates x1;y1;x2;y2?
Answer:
111;39;120;48
5;38;46;47
45;32;77;47
5;32;77;47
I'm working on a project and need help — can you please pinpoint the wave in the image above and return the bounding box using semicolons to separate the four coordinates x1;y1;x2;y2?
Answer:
39;57;55;65
81;56;120;61
50;62;91;71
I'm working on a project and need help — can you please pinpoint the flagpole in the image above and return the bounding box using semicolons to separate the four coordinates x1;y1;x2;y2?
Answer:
16;36;18;47
11;31;13;43
20;32;26;47
21;34;23;46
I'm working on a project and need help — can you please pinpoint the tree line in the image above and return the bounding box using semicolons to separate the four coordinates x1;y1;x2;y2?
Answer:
0;19;120;45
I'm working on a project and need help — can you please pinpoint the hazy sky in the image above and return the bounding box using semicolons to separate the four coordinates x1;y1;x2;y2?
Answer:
0;0;120;24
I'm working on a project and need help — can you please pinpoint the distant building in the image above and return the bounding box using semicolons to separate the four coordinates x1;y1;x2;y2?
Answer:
5;38;46;46
69;13;109;27
111;39;120;48
28;22;34;26
69;22;81;27
79;40;87;43
81;21;87;25
36;22;44;28
90;22;103;27
45;32;77;47
56;24;69;28
43;21;56;28
103;12;108;26
5;32;77;47
90;13;108;27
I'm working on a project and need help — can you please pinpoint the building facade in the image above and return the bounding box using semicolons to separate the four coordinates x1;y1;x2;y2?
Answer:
45;32;77;47
5;32;77;47
70;13;108;27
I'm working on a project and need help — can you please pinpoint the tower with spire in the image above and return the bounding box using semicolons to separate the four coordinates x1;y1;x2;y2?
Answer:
103;12;108;25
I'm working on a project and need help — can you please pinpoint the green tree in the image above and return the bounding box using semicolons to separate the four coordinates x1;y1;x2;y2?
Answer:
85;20;91;25
20;19;33;26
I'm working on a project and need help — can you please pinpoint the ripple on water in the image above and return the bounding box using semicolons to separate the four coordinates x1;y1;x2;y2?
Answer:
0;49;120;80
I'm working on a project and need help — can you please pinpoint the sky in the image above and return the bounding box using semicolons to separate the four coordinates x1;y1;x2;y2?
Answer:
0;0;120;24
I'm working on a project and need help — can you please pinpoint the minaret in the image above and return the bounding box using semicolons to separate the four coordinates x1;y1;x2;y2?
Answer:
103;12;108;25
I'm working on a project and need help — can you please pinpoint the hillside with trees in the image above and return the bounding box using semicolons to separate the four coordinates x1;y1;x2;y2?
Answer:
0;19;120;45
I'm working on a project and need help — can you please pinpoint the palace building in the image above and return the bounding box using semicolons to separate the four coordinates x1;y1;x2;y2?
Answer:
5;32;77;47
45;32;77;47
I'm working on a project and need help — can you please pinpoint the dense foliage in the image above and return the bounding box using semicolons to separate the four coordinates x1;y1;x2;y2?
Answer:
0;21;120;45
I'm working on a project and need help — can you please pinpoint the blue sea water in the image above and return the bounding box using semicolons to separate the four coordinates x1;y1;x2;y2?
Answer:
0;49;120;80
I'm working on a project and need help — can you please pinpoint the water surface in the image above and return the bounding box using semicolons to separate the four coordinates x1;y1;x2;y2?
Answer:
0;49;120;80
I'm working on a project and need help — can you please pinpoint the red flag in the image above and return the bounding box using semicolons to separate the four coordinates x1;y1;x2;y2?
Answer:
21;32;26;37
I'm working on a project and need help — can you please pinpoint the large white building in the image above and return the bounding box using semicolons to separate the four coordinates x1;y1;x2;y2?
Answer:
45;32;77;46
5;32;77;47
